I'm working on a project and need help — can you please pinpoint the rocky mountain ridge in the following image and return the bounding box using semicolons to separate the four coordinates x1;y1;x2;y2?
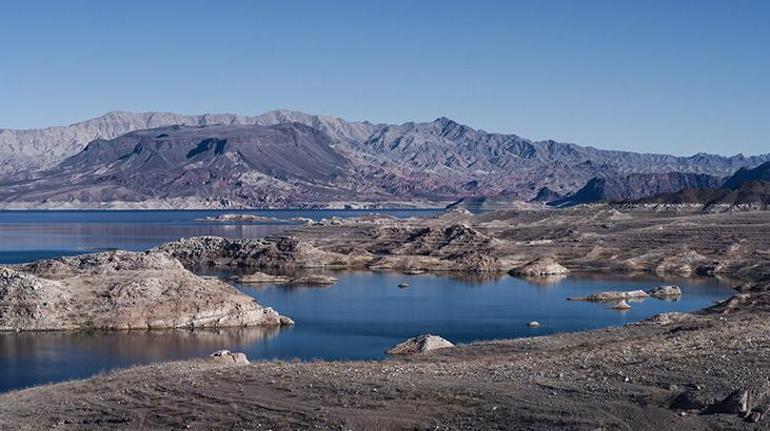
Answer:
1;110;769;208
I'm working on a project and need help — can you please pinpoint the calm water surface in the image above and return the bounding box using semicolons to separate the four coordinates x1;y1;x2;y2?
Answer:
0;209;439;264
0;210;734;393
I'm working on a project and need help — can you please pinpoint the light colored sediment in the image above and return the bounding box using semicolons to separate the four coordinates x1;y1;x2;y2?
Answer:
0;251;291;331
386;334;455;355
152;208;770;282
509;256;569;277
568;289;650;302
2;207;770;428
232;272;290;284
1;288;768;430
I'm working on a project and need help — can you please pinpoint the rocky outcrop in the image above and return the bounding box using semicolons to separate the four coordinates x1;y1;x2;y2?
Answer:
4;110;769;208
568;290;649;302
550;172;723;207
233;272;290;284
156;236;345;269
648;285;682;298
1;251;292;331
509;257;569;277
386;334;454;355
285;274;338;285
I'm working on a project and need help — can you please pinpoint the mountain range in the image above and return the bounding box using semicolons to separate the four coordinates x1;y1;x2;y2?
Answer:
1;110;768;208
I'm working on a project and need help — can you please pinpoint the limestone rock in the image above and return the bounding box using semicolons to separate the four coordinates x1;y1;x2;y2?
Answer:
648;285;682;298
233;272;290;284
209;350;250;365
287;274;338;285
386;334;454;355
509;257;569;277
1;250;291;331
568;290;649;302
613;300;632;310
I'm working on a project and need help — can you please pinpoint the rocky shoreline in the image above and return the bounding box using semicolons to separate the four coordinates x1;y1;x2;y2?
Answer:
0;250;293;331
1;206;769;429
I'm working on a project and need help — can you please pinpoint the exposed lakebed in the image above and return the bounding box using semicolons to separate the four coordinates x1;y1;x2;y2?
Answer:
0;269;732;393
0;210;734;393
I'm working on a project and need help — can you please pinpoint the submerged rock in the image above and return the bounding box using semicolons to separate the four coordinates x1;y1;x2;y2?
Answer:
209;350;250;365
509;257;569;277
386;334;454;355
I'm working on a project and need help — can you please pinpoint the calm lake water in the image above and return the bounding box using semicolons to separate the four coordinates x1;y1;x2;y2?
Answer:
0;210;734;393
0;209;440;264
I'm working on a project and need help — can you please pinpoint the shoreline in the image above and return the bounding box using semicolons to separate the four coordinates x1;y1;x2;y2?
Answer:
1;206;769;428
1;282;767;429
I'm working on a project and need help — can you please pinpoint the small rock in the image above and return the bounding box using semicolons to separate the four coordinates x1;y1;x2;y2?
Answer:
613;300;632;310
209;350;250;365
527;321;541;327
386;334;454;355
398;283;409;288
279;315;295;326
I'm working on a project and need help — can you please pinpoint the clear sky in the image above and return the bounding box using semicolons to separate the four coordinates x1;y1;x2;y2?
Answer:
1;0;768;156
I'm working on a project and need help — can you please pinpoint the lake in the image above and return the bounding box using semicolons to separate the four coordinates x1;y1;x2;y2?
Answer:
0;210;734;393
0;209;439;264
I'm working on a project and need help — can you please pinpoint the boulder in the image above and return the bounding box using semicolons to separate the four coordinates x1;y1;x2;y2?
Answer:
613;300;632;310
386;334;454;355
509;257;569;277
279;315;295;326
648;285;682;298
209;350;250;365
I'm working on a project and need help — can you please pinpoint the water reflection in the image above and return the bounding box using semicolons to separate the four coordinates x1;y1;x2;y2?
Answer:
0;271;733;393
0;326;282;392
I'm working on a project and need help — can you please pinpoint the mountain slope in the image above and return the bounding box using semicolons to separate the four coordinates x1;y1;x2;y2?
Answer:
0;123;362;207
722;161;770;189
1;110;770;208
634;181;770;212
548;172;724;207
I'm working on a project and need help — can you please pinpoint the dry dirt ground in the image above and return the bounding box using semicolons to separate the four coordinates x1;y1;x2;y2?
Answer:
1;207;770;430
0;292;768;430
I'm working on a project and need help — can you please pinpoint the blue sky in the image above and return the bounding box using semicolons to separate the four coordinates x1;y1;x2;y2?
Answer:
1;0;768;156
